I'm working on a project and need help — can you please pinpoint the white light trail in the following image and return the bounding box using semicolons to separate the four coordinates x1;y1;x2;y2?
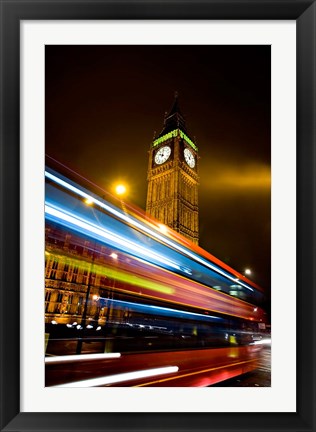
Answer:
108;297;222;320
46;171;254;291
252;338;271;345
45;204;181;271
45;353;121;364
53;366;179;387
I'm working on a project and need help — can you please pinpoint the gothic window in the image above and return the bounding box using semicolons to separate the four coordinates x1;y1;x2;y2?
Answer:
82;270;88;285
76;297;83;314
156;182;160;200
71;266;79;283
50;260;58;279
90;272;96;285
61;264;69;281
45;291;52;313
54;292;63;313
164;177;168;197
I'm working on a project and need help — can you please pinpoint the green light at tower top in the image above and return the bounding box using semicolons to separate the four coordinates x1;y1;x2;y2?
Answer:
153;129;198;152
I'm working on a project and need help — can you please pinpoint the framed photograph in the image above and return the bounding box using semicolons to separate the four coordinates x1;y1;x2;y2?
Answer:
1;1;315;431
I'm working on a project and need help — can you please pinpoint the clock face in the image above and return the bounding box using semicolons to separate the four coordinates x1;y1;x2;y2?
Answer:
154;146;171;165
184;148;195;168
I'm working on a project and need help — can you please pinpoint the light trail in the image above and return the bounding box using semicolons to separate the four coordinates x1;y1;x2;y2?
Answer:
45;353;121;364
100;297;223;322
44;249;175;295
252;338;271;345
53;366;179;387
135;359;257;387
45;170;254;291
45;204;181;272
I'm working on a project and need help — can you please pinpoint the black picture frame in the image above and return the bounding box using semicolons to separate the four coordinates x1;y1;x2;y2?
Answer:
1;1;315;431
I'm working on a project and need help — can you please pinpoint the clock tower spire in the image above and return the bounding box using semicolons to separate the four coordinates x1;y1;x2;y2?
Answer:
146;94;199;244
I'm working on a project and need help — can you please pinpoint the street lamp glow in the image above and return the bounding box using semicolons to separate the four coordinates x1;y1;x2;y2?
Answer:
110;252;118;259
115;184;126;195
245;268;252;275
158;224;168;234
85;198;93;205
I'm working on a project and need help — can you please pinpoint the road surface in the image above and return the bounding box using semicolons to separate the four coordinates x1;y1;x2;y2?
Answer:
211;345;271;387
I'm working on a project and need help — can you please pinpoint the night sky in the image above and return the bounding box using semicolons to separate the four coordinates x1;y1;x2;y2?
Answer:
45;45;271;300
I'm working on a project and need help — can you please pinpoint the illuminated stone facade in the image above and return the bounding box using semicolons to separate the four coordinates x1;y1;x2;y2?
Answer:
45;225;119;326
146;95;199;244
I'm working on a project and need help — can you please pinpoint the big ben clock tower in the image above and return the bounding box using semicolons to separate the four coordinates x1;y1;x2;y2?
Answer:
146;94;199;244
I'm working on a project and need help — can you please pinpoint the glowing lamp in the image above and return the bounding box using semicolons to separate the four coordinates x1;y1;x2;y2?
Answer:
115;184;126;195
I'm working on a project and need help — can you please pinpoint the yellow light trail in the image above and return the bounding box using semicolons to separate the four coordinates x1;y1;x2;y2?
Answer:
45;250;175;295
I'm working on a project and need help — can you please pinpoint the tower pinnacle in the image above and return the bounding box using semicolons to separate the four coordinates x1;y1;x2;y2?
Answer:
160;93;187;136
